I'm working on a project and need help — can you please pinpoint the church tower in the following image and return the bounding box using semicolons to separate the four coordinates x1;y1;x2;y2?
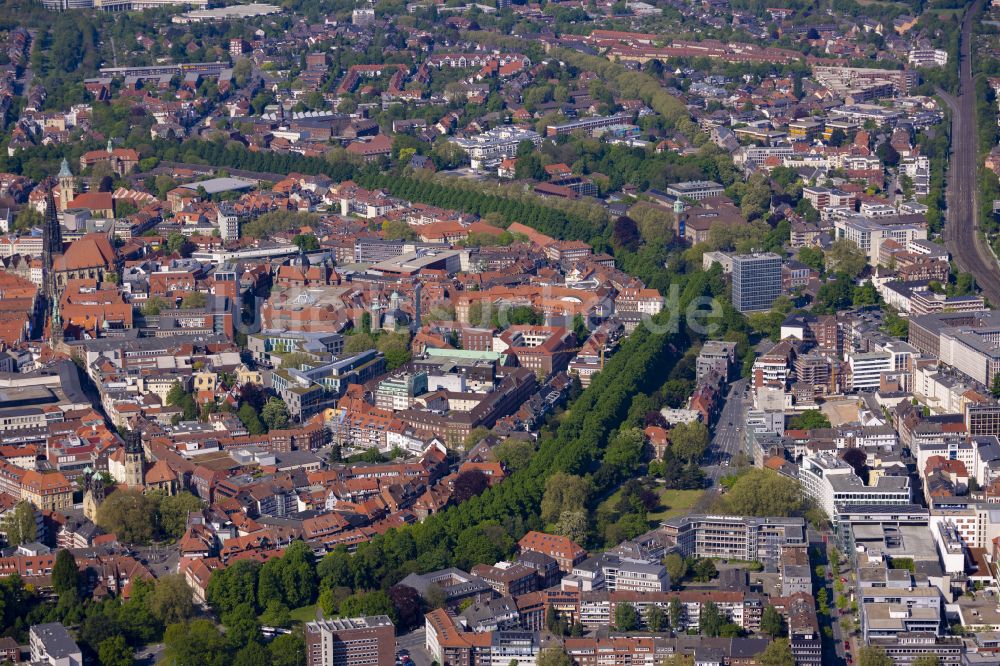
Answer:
43;189;64;346
57;158;74;211
82;471;105;522
122;427;145;488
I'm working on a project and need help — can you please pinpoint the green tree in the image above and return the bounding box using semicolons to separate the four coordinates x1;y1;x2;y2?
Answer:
912;656;940;666
615;602;639;631
826;239;867;277
377;332;412;370
858;646;895;666
758;638;794;666
382;219;417;241
52;549;78;596
1;500;37;546
700;601;723;636
166;232;193;257
670;421;709;463
142;296;171;316
292;234;320;251
158;492;204;540
262;397;291;431
761;605;784;638
787;410;831;430
163;620;227;666
663;552;687;587
95;489;157;544
338;590;395;620
692;558;718;582
541;473;590;524
150;574;195;625
233;58;252;87
98;635;132;666
260;599;293;628
798;246;824;272
553;510;589;544
207;559;261;615
603;427;645;479
180;291;207;309
13;207;43;232
268;632;306;666
495;439;535;473
537;646;573;666
739;172;772;221
669;597;683;629
222;603;263;648
717;469;806;518
233;643;270;666
647;605;666;632
238;403;266;436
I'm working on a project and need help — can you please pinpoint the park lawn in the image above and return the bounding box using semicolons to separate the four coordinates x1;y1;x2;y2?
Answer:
928;7;962;16
646;488;705;523
288;604;319;623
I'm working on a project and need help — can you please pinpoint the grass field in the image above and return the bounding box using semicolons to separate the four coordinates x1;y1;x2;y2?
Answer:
289;604;319;623
646;488;705;523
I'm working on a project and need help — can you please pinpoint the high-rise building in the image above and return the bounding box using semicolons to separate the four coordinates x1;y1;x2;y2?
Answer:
731;253;781;313
304;616;395;666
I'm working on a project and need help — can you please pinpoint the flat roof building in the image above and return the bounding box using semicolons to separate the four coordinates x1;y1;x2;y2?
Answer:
304;616;395;666
659;515;806;566
732;253;782;313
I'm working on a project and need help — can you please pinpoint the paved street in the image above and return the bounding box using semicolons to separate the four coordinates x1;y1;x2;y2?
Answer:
134;543;180;577
135;642;164;665
704;377;750;485
396;627;432;666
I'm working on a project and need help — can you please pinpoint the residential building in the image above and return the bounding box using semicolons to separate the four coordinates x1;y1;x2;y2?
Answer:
518;531;587;573
30;623;82;666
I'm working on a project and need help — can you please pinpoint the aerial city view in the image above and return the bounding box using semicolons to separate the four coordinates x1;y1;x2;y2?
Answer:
1;0;1000;663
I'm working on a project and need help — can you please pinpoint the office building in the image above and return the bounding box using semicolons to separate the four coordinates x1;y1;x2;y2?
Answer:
732;253;782;313
799;454;912;523
834;216;927;264
545;113;633;137
304;616;395;666
665;180;725;201
860;584;942;641
867;635;962;666
659;515;806;566
848;350;893;391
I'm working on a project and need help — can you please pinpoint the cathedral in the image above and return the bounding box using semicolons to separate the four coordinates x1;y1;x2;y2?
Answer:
42;186;63;346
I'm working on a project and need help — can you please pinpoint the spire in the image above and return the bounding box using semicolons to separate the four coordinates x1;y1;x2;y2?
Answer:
107;138;114;154
57;158;72;179
124;426;143;454
43;189;62;266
